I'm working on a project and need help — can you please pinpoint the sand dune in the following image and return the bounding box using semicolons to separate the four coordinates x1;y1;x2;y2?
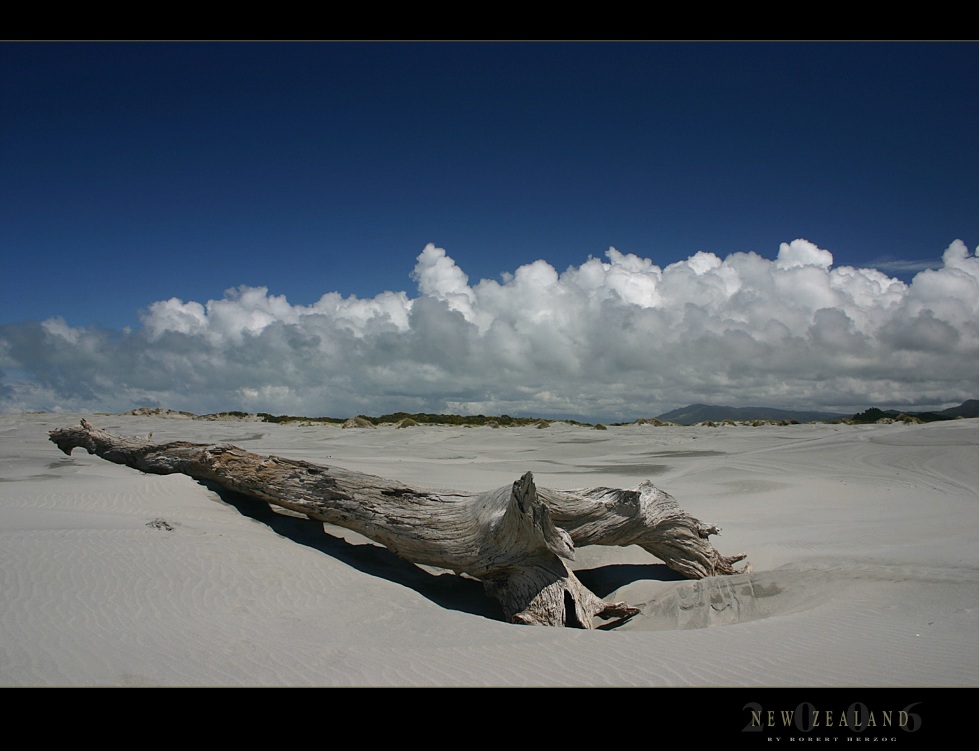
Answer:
1;413;976;687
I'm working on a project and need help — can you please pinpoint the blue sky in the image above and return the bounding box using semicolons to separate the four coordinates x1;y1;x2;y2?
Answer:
1;42;977;419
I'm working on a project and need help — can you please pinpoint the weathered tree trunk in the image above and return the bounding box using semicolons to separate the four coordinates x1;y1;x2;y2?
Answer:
49;420;748;628
542;482;748;578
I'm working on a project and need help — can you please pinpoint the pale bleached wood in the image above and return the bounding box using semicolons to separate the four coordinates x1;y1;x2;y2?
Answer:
542;482;748;578
49;420;747;627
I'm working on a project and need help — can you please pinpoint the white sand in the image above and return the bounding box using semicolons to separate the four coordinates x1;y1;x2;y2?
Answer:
1;413;976;687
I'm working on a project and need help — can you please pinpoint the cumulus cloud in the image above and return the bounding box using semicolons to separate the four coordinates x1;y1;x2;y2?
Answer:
2;239;977;419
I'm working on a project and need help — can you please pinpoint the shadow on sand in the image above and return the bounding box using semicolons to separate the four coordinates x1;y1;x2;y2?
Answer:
201;480;683;629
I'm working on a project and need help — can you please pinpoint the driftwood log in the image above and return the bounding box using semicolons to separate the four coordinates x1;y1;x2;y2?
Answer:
49;420;748;628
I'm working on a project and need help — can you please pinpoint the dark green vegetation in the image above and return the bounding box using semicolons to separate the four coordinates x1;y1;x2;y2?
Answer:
256;411;592;428
127;400;977;427
257;412;346;425
847;400;979;424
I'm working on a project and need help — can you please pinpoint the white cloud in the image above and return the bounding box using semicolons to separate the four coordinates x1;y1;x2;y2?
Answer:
2;239;977;419
775;238;835;270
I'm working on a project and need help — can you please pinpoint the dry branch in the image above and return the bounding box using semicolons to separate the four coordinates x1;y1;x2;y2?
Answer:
49;420;748;627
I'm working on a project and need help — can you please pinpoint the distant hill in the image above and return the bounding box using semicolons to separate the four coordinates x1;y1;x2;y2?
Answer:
850;399;979;423
655;404;849;425
940;399;979;418
657;399;979;426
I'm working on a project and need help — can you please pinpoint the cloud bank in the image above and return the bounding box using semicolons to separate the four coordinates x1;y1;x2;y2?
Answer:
2;240;977;420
